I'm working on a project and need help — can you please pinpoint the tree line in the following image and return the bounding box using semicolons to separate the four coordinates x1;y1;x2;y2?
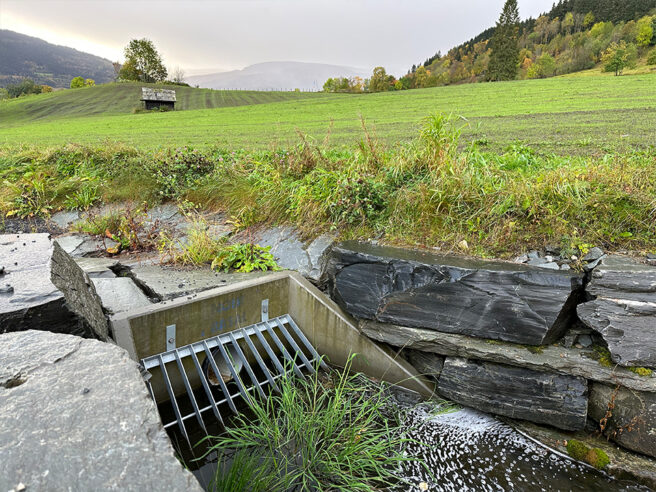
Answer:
324;0;656;93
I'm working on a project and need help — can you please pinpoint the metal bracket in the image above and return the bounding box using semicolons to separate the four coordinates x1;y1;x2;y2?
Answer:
261;299;269;322
166;324;176;351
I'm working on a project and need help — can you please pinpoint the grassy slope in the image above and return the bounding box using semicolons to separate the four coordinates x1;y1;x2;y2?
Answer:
0;82;327;126
2;74;656;153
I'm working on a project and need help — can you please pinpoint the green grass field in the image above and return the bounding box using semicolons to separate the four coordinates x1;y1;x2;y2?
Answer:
2;75;655;153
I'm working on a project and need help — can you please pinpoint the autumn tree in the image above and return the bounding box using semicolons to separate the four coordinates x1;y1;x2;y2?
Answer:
602;41;638;75
487;0;520;81
70;76;85;88
635;16;654;47
119;39;167;83
368;66;396;92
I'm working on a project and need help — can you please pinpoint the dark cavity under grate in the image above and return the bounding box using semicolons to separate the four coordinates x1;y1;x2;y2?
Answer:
140;314;327;444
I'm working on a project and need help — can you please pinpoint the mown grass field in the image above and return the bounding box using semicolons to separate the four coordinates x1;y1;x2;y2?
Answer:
2;74;655;154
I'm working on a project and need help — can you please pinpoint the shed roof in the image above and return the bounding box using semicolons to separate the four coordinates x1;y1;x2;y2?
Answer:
141;88;176;102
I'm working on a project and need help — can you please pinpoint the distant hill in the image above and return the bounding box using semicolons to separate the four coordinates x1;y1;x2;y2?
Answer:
187;62;370;91
0;30;115;88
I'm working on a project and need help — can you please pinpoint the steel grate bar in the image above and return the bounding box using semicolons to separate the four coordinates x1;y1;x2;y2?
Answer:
284;315;329;371
173;349;207;433
241;328;280;392
227;332;266;400
189;350;224;426
262;321;306;380
158;354;189;444
273;317;315;374
201;341;238;414
142;314;321;441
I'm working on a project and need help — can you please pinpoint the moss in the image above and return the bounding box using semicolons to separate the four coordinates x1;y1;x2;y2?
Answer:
566;440;610;469
526;345;545;354
629;366;653;377
566;439;589;461
592;345;613;368
485;340;503;345
586;448;610;469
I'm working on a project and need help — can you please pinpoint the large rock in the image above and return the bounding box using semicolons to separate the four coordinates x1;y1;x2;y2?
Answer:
437;357;589;431
0;233;78;334
254;226;334;282
588;383;656;459
323;242;584;345
578;256;656;368
0;330;202;491
51;240;110;339
360;320;656;393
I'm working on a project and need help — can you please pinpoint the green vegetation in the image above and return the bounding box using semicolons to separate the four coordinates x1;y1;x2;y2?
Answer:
487;0;520;81
566;439;610;469
211;244;280;273
119;38;167;83
202;357;418;491
591;346;653;376
2;109;655;256
629;366;653;377
2;74;656;153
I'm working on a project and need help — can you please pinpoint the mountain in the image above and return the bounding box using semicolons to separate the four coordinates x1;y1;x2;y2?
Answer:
0;30;115;88
187;61;370;91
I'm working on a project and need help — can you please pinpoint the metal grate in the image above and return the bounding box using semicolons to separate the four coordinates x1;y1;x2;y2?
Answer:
140;314;327;444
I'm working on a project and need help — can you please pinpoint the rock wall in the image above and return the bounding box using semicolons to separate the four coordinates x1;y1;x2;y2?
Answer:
322;243;656;456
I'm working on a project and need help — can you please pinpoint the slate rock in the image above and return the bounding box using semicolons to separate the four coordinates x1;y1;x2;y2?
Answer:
405;349;444;379
253;226;333;281
577;255;656;368
0;330;202;491
0;234;78;334
359;320;656;393
583;247;605;262
437;357;588;431
55;234;105;257
323;242;584;345
588;383;656;459
537;262;560;270
91;278;152;315
51;241;110;339
49;210;80;230
527;257;548;266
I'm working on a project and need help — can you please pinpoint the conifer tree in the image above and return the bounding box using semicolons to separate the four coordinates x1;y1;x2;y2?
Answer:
487;0;520;81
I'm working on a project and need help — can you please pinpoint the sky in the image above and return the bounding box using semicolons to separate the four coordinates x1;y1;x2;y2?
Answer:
0;0;555;76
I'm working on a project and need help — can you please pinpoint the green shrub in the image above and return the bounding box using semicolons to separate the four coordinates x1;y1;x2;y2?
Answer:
648;48;656;65
151;147;214;199
158;218;225;265
211;243;280;273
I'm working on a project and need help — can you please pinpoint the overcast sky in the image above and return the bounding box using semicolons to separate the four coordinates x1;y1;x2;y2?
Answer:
1;0;555;76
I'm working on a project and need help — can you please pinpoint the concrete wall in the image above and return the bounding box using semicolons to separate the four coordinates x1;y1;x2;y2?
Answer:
111;272;433;399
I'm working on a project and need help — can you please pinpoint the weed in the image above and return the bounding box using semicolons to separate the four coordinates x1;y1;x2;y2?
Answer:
202;356;420;491
64;183;99;211
211;243;280;273
566;440;610;469
628;366;653;377
158;218;225;265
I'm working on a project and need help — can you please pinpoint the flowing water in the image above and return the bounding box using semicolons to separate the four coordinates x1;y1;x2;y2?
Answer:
168;384;650;491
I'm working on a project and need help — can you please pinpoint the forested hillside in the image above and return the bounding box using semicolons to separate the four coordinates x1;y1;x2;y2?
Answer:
0;30;115;88
400;0;656;88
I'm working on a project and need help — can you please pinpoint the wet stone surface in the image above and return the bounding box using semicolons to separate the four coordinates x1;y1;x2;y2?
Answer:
578;255;656;368
397;398;649;492
323;241;584;345
0;233;78;333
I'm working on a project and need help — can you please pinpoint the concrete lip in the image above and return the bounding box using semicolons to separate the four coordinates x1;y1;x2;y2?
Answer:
110;270;433;399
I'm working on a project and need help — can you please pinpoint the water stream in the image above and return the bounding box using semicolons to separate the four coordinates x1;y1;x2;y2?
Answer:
168;386;649;492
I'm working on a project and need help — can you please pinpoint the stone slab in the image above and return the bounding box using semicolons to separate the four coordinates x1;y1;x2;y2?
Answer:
49;210;80;230
589;383;656;459
0;233;77;333
129;264;270;300
323;241;584;345
55;234;105;257
91;278;153;315
578;255;656;368
0;330;202;491
437;357;589;431
360;320;656;393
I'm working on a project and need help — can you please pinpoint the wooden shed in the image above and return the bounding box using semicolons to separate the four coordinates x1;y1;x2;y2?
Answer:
141;88;176;110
